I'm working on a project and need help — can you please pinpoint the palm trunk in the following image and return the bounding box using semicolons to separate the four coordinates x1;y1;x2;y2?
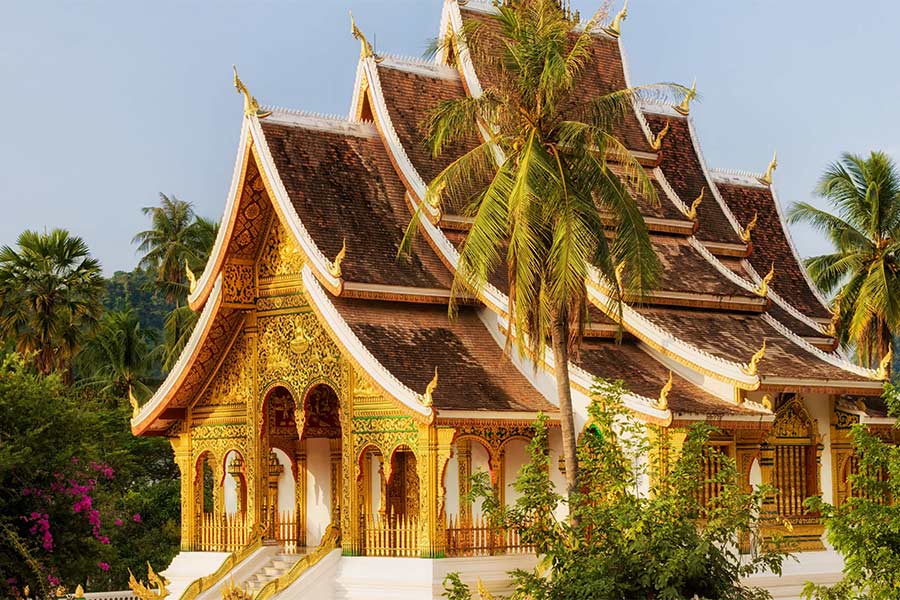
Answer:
550;309;579;501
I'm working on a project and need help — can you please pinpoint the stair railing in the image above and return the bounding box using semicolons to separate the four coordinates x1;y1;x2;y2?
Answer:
253;524;341;600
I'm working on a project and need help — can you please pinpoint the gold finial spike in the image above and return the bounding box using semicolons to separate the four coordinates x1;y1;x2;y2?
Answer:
742;341;767;377
328;239;347;279
614;262;626;294
755;263;775;297
757;151;778;186
128;386;140;418
74;585;85;599
656;371;673;411
422;367;439;407
877;348;893;380
232;65;271;119
740;211;758;243
602;0;628;38
184;259;197;294
650;119;670;151
684;187;704;220
673;78;697;116
760;394;773;411
350;11;381;61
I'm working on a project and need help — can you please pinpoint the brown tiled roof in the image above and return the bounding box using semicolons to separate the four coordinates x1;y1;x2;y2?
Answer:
259;120;452;290
459;7;653;153
330;297;554;413
636;307;871;382
575;340;756;415
715;181;831;320
650;236;756;300
644;114;744;246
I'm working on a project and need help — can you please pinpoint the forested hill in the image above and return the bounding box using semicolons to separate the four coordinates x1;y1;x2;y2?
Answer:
103;269;172;335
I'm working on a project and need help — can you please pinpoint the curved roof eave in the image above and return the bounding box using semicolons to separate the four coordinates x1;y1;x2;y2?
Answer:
131;273;226;435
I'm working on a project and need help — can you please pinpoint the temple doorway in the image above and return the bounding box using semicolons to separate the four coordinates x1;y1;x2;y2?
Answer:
300;383;342;545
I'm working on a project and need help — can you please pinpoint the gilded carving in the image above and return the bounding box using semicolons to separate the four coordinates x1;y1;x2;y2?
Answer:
258;217;305;280
224;263;255;305
257;312;344;397
196;334;253;407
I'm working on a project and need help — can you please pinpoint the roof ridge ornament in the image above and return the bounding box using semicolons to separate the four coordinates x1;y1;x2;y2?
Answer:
757;151;778;186
741;341;766;377
185;259;198;294
422;367;439;407
877;348;893;380
602;0;628;38
128;386;141;418
350;11;383;63
328;239;347;279
232;65;272;119
740;211;758;243
673;79;697;116
684;187;703;220
650;119;670;151
761;394;773;411
655;371;673;410
755;264;775;297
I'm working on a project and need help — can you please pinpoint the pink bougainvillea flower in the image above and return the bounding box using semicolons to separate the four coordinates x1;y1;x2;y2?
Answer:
114;518;123;526
47;575;60;586
98;562;110;572
133;513;141;523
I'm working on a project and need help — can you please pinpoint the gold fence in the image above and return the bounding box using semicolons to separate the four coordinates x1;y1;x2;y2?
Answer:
271;510;300;554
358;513;420;557
195;513;251;552
444;514;532;557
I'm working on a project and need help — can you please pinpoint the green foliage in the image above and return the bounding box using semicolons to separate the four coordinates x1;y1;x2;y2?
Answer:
0;229;105;376
76;309;157;399
788;151;900;367
802;384;900;599
449;379;786;600
103;269;172;337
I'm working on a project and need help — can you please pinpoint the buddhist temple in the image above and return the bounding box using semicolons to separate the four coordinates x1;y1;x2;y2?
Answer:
130;2;893;597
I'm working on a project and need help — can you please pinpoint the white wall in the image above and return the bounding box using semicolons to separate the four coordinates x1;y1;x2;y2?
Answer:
503;439;528;506
471;443;491;518
306;438;332;542
804;393;834;505
443;445;459;520
223;450;240;515
272;447;295;515
369;452;382;517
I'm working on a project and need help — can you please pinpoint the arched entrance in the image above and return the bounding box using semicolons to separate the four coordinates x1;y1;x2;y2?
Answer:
299;383;342;545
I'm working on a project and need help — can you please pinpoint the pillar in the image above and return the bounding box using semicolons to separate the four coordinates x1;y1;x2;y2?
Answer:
417;424;455;557
170;432;194;550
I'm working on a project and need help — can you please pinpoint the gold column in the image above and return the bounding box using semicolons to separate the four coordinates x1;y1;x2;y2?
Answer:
170;432;194;550
246;313;262;531
457;440;472;524
295;441;307;547
416;423;455;557
329;438;342;524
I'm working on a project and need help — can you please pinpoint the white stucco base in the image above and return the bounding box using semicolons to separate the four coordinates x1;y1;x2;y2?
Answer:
277;548;342;599
160;551;229;599
742;550;844;600
195;546;281;600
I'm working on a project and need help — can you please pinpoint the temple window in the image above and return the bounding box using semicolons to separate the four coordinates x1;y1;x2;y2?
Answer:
768;395;821;520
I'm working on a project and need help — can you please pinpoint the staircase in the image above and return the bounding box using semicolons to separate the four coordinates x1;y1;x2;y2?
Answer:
241;552;305;596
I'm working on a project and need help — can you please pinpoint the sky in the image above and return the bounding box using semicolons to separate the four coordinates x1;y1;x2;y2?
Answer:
1;1;899;275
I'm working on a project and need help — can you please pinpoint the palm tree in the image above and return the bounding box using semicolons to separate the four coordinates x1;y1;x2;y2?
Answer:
404;0;682;496
158;305;198;373
788;151;900;369
133;193;217;305
78;309;155;400
0;229;104;376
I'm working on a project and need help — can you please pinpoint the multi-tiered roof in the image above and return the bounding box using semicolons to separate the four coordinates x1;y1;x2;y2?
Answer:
132;0;886;437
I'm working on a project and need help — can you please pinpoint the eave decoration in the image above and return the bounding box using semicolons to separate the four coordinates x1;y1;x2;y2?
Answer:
650;119;670;151
351;11;383;62
328;239;347;279
740;211;758;243
755;264;775;298
757;151;778;186
673;78;696;116
655;371;673;411
742;341;767;377
232;65;271;119
877;348;893;381
602;0;628;38
421;367;439;407
684;188;703;220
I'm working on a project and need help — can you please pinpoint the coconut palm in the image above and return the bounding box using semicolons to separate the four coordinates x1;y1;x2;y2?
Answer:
78;309;156;400
788;151;900;369
404;0;683;496
133;193;217;305
0;229;104;376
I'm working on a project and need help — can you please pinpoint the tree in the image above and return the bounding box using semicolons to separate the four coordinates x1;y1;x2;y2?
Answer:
133;194;218;306
802;384;900;600
788;151;900;369
405;0;683;496
77;309;156;400
444;380;786;600
0;229;104;376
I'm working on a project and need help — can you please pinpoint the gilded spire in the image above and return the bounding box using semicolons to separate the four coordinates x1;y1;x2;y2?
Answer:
673;79;697;116
650;119;670;151
755;264;775;297
232;65;271;119
742;341;766;377
185;259;197;294
877;348;893;380
328;239;347;279
757;151;778;186
740;211;758;243
603;0;628;38
350;11;382;62
656;371;673;411
684;187;703;220
422;367;439;407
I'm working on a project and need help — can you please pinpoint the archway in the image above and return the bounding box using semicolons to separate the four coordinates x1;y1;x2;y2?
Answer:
301;383;342;545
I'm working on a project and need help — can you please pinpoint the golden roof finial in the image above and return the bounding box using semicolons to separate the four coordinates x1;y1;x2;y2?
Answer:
656;371;673;411
877;348;893;380
684;187;703;220
650;119;670;151
755;263;775;297
614;262;626;294
740;211;758;243
184;259;197;294
757;151;778;186
350;11;382;62
742;341;766;377
232;65;271;120
673;78;697;116
328;239;347;279
422;367;439;407
129;386;140;418
602;0;628;38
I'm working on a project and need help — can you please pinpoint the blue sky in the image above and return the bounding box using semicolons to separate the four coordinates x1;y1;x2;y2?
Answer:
1;1;898;274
